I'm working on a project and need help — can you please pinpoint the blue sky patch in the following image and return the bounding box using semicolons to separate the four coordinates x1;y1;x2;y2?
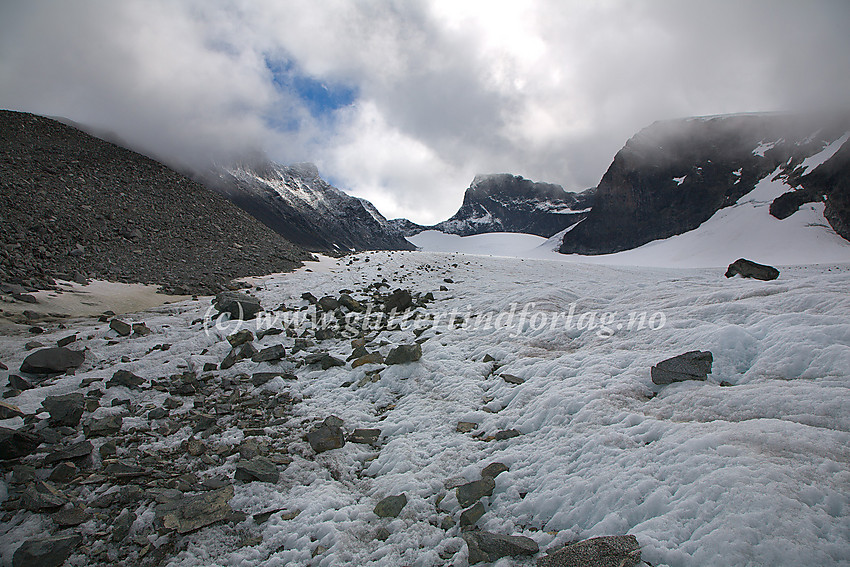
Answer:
265;57;357;121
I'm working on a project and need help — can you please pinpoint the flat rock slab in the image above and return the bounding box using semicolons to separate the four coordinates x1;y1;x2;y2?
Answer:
213;292;262;320
651;350;713;385
84;415;123;437
725;258;780;281
374;493;407;518
348;428;381;444
20;347;85;374
463;530;539;564
537;535;641;567
385;343;422;365
106;369;145;389
251;344;286;363
307;423;345;453
13;534;82;567
235;456;280;483
42;393;85;427
0;427;42;460
156;485;234;534
457;477;495;508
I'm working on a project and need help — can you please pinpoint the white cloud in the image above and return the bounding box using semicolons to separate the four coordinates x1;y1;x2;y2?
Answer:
1;0;849;224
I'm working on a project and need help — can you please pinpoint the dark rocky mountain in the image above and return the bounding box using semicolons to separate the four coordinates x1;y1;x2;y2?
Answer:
559;113;850;255
0;110;311;295
391;174;595;238
205;162;414;253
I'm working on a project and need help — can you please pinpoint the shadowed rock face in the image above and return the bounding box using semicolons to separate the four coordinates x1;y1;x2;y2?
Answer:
559;113;850;255
431;174;595;238
207;161;415;253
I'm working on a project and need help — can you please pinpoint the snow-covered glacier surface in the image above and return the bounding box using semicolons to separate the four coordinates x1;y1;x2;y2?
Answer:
1;252;848;566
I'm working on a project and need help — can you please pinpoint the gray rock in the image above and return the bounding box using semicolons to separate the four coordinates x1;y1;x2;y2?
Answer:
109;318;132;336
213;291;262;320
725;258;780;281
494;429;521;441
48;461;78;482
53;504;91;527
112;508;136;542
374;493;407;518
305;353;345;370
106;369;145;389
338;294;363;312
12;534;82;567
148;408;169;420
20;347;85;375
460;501;485;528
8;374;33;391
481;462;509;479
221;342;259;370
501;373;525;385
132;322;152;336
251;344;286;363
84;415;123;437
0;401;25;419
318;296;339;312
351;352;384;368
156;485;234;534
251;371;296;386
44;440;93;465
235;456;280;483
103;460;148;479
348;428;381;444
42;393;85;427
0;427;42;460
537;535;641;567
56;334;76;347
227;329;254;347
307;421;345;453
457;477;495;508
463;530;539;564
651;350;713;385
385;343;422;365
22;480;67;510
384;289;412;312
456;422;478;433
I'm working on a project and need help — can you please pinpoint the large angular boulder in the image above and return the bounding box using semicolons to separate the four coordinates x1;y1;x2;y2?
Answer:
724;258;779;281
383;288;412;312
155;485;234;534
373;493;407;518
235;457;280;483
463;530;539;564
537;535;641;567
0;427;43;460
13;534;82;567
307;417;345;453
20;347;85;375
385;344;422;365
42;393;85;427
651;351;713;385
457;477;496;508
213;291;262;320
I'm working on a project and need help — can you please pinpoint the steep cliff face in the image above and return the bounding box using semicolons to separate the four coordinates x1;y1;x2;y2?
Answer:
559;113;850;255
427;174;594;238
208;162;415;253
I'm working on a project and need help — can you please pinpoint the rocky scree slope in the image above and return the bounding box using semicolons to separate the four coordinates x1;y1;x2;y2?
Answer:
559;112;850;255
0;110;311;296
391;173;594;238
205;161;415;253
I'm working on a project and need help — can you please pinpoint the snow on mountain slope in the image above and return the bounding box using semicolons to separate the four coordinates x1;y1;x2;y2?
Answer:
411;165;850;268
2;252;848;566
209;162;414;252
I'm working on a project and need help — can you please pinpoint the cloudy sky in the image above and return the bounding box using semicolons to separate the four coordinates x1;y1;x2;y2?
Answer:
2;1;849;223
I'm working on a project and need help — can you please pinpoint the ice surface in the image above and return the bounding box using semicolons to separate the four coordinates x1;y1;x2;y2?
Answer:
1;251;848;566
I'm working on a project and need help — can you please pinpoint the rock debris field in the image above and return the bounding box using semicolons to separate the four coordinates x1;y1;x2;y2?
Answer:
0;251;849;567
